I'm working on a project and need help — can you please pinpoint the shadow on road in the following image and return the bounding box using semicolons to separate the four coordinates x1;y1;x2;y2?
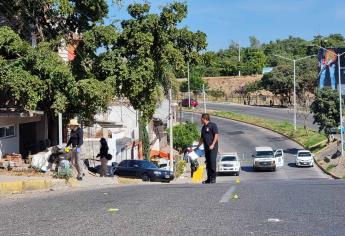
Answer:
288;163;298;168
241;166;255;173
266;137;288;142
284;148;300;155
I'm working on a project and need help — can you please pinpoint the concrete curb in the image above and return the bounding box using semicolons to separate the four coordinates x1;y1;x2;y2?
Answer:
0;178;79;194
184;110;337;179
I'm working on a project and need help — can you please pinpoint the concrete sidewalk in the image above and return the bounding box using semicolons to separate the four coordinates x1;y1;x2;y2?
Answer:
0;174;118;194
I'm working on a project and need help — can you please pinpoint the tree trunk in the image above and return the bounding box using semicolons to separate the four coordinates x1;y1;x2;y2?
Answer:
139;116;150;161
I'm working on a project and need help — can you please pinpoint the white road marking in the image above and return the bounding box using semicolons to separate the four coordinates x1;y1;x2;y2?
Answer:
219;185;237;203
267;218;281;223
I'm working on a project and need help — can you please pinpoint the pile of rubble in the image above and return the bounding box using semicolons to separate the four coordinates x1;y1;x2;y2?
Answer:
0;153;30;172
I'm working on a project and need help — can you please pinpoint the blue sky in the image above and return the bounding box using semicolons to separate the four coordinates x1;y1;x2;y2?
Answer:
107;0;345;51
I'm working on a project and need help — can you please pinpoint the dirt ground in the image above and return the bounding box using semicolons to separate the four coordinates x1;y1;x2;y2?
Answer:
0;168;47;177
204;75;262;96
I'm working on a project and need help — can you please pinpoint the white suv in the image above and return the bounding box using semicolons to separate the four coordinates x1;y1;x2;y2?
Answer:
253;147;284;171
217;153;241;175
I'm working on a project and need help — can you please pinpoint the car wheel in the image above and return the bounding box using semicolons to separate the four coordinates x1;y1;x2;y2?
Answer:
141;173;150;182
236;171;240;176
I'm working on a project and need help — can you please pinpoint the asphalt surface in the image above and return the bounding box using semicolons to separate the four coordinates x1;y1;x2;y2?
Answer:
183;113;326;182
1;113;340;236
201;102;317;130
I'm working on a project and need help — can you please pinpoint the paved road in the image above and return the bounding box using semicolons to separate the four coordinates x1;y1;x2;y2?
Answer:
1;114;339;236
1;179;344;235
201;102;317;130
182;113;326;182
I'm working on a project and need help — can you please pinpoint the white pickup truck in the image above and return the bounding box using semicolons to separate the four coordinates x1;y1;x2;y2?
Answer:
252;146;284;171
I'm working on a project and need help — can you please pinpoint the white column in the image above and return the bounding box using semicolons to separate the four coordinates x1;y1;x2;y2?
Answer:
58;113;63;145
169;89;174;172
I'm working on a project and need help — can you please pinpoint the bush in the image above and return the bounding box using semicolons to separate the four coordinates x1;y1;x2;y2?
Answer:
53;167;73;180
207;89;225;98
172;122;200;152
175;160;187;178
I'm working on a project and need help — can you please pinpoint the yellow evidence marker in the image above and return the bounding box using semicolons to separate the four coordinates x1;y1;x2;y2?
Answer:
107;208;119;213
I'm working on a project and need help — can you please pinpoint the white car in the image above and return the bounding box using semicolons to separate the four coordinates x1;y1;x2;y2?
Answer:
217;153;241;175
295;150;314;167
253;147;284;171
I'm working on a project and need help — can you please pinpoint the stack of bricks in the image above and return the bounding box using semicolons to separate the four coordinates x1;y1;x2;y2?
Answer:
0;153;26;170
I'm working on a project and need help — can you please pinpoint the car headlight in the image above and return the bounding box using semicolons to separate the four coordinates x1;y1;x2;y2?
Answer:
272;160;275;164
154;171;162;175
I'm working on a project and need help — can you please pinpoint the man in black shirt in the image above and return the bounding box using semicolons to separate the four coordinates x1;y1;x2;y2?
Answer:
196;113;219;184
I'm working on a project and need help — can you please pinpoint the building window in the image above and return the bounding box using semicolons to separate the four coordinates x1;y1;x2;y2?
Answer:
0;125;15;138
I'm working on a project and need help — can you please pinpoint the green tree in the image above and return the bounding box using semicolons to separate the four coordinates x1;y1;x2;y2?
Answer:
114;2;206;159
249;36;261;49
235;81;261;105
172;122;200;152
0;0;110;42
310;88;340;142
261;64;294;106
179;68;207;96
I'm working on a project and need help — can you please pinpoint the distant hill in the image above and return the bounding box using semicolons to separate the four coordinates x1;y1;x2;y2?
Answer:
204;75;262;97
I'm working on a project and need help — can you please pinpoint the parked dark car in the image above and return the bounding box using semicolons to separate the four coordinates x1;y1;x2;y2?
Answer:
181;98;198;107
114;160;174;183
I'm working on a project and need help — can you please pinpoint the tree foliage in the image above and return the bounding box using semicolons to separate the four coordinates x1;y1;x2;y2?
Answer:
310;88;340;141
179;68;207;95
172;122;200;152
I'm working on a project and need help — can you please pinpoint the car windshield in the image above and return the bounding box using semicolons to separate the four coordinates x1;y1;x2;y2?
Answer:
298;152;311;157
256;151;274;158
221;156;237;161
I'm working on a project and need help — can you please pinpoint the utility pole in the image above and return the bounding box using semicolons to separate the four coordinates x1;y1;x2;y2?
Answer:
169;89;174;172
203;84;207;113
293;60;297;131
238;43;241;77
338;54;344;156
187;61;191;108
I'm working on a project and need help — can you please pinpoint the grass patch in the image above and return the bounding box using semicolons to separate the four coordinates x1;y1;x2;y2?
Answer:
326;164;337;172
342;176;345;180
212;111;327;149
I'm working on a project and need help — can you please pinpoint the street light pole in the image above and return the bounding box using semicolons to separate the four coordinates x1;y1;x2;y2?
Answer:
169;89;174;172
338;53;345;157
187;61;191;108
238;43;241;77
293;60;297;131
274;54;317;131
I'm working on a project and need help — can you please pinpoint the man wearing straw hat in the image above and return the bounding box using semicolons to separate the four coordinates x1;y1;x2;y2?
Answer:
66;119;84;181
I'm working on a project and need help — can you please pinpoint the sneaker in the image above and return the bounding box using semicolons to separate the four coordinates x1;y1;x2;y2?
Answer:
77;177;83;181
202;180;210;184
